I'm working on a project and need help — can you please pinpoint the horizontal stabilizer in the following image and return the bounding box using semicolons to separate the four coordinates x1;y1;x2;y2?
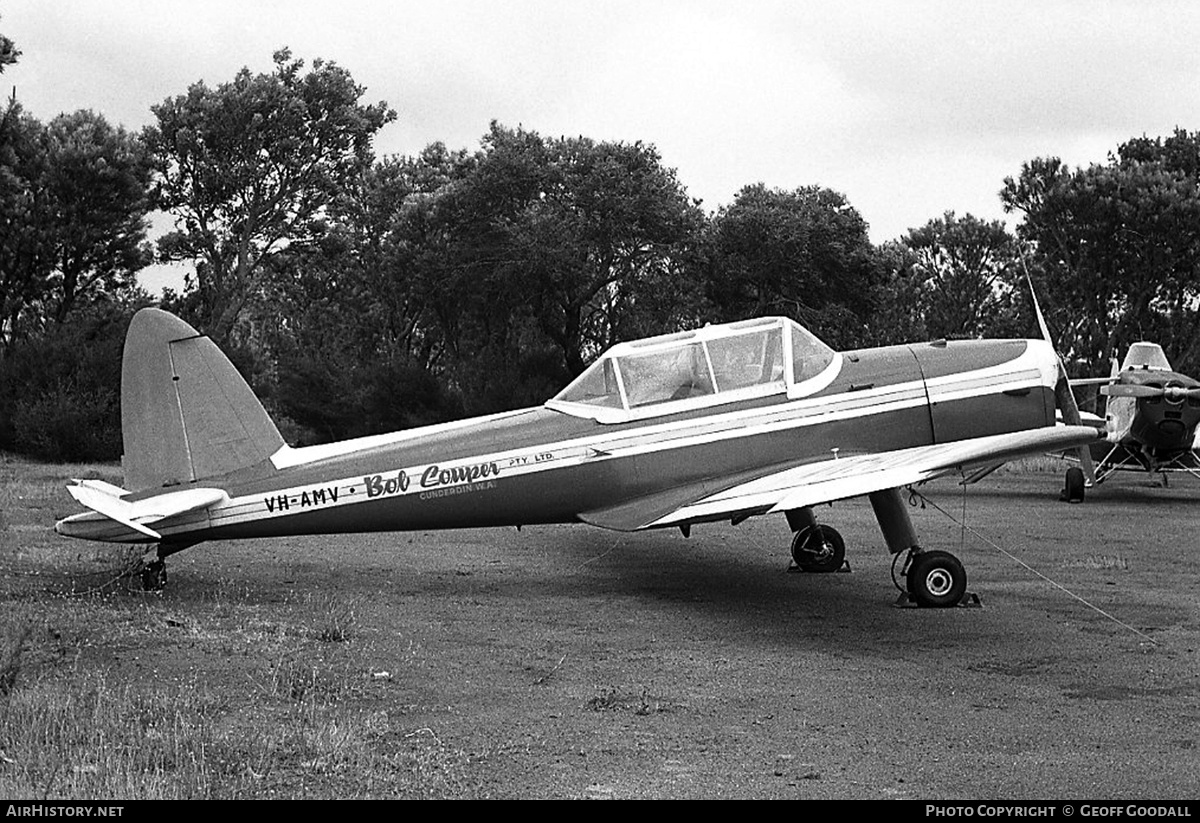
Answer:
67;483;161;539
66;482;229;540
75;478;130;497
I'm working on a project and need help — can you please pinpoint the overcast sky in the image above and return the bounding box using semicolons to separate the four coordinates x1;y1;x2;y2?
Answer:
4;0;1199;252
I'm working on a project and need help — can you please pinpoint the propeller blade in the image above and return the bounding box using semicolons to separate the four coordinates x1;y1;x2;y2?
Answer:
1028;275;1096;483
1102;383;1200;400
1054;369;1097;483
1101;384;1165;398
1027;275;1054;344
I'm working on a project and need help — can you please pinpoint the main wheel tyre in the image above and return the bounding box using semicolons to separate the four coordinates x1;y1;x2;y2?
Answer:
1061;466;1085;503
906;550;966;608
790;524;846;573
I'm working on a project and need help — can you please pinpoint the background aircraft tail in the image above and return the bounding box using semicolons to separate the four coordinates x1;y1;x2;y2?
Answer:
121;309;284;491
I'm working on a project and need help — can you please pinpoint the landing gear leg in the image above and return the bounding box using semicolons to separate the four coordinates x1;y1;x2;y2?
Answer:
870;488;974;608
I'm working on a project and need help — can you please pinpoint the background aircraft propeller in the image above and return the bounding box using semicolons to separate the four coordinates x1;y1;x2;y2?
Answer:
1101;383;1200;401
1027;276;1097;484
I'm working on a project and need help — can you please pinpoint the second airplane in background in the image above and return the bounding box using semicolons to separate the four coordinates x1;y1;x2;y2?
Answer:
1061;342;1200;500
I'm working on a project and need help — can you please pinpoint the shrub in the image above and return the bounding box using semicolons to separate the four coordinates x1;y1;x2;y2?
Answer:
10;379;121;462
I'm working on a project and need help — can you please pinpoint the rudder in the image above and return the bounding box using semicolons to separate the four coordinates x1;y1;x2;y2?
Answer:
121;309;284;490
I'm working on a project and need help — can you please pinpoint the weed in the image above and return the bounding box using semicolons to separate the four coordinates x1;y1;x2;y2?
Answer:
586;686;662;715
307;593;358;643
0;625;31;697
586;686;621;711
1065;555;1131;570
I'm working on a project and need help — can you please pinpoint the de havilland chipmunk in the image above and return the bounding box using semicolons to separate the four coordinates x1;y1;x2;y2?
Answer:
55;307;1103;607
1057;341;1200;501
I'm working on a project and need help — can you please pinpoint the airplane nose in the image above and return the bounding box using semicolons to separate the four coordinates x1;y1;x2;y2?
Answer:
1028;338;1062;389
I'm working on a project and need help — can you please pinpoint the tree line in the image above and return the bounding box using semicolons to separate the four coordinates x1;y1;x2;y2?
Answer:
4;32;1200;462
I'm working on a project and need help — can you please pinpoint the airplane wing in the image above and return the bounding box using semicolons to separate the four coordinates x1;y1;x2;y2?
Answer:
579;425;1102;531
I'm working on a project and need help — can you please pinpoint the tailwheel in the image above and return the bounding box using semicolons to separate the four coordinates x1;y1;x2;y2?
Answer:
140;558;167;591
905;550;966;608
790;524;846;573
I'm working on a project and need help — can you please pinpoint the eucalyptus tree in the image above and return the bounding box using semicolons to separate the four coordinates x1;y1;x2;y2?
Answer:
399;124;705;412
901;212;1023;341
0;108;151;345
145;48;395;345
43;110;154;322
704;183;879;350
0;104;50;346
1003;133;1200;377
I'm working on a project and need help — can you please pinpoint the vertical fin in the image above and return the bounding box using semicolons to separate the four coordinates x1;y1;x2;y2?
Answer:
121;309;284;490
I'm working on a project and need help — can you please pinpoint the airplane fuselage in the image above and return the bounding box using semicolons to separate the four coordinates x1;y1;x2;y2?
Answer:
58;338;1060;551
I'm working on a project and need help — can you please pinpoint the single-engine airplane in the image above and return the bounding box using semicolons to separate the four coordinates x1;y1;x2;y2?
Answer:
1057;341;1200;501
56;308;1102;606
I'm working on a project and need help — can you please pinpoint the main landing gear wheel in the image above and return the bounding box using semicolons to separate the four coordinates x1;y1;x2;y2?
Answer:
1060;466;1086;503
905;550;966;608
790;524;846;573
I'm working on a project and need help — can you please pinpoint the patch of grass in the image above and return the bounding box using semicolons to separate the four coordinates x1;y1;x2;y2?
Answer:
0;625;32;697
1064;555;1131;571
0;457;485;799
0;671;240;798
585;686;663;716
255;653;352;703
305;592;359;643
995;454;1072;475
0;644;485;799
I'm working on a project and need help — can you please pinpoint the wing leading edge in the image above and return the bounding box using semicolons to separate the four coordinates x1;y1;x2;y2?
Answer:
579;425;1102;531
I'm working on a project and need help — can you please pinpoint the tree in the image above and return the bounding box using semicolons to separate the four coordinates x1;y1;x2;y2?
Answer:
0;301;136;460
0;103;52;347
704;184;880;349
145;48;395;345
43;111;154;323
244;145;475;442
860;240;926;346
498;128;707;374
1002;136;1200;377
900;212;1022;340
0;17;18;74
0;109;151;346
378;124;705;412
